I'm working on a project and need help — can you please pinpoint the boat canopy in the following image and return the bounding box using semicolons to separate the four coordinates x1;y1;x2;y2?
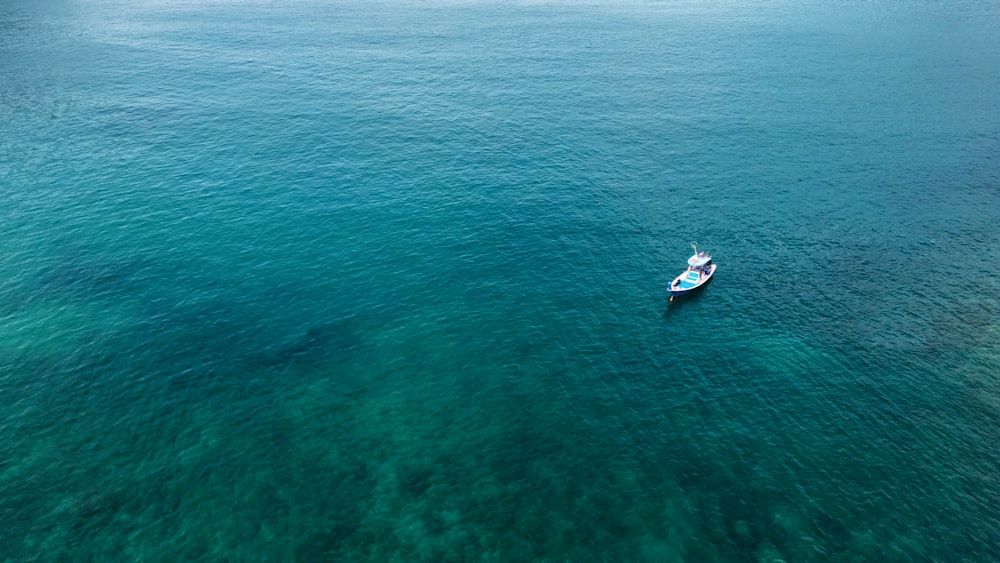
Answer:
687;253;712;267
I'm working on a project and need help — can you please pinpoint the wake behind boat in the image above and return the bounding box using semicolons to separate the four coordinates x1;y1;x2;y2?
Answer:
669;244;716;302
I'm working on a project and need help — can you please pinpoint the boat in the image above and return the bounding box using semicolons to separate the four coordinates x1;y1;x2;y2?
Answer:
669;243;716;301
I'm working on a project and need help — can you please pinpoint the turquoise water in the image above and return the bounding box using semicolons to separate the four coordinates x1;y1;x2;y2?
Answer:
2;0;999;560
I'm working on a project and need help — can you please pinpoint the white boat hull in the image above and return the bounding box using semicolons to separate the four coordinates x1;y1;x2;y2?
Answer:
669;264;716;297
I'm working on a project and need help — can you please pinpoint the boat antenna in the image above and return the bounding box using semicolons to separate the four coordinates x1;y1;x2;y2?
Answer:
690;241;698;254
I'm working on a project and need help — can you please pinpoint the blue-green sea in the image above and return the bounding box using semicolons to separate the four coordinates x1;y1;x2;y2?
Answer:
2;0;999;560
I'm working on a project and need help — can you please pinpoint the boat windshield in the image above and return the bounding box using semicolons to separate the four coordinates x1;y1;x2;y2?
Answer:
687;253;711;267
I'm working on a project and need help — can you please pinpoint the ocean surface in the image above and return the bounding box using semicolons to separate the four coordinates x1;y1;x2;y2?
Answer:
2;0;999;560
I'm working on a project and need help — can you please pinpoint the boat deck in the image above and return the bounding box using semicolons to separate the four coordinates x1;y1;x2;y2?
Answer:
671;264;715;294
677;270;702;289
